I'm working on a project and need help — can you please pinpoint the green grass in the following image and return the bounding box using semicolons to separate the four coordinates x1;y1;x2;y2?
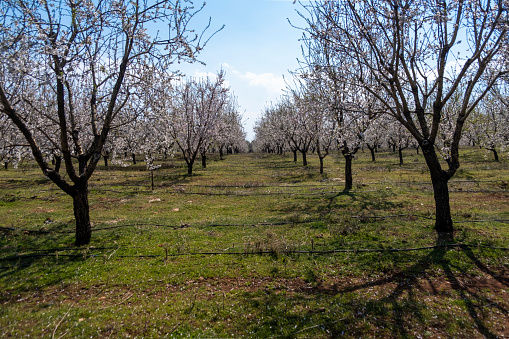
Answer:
0;148;508;338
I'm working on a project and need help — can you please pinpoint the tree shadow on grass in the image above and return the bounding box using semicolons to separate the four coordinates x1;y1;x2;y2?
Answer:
333;236;508;337
320;190;403;219
0;230;83;300
241;234;508;338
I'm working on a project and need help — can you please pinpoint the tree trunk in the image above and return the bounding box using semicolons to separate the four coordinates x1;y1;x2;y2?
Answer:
4;162;8;170
319;156;324;174
132;153;136;165
398;148;404;166
344;155;353;191
293;150;297;162
187;162;193;175
103;155;109;168
302;151;307;166
491;149;499;162
73;186;92;246
54;155;62;173
368;146;376;162
219;147;224;160
430;172;453;233
422;146;454;233
201;152;207;168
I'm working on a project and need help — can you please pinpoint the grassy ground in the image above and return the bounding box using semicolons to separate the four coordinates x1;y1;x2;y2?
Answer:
0;148;508;338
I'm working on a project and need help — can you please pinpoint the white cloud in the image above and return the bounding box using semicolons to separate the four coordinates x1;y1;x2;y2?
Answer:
221;63;286;94
241;72;286;94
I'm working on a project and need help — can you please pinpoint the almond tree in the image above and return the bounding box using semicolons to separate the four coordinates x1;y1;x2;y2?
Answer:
0;116;29;169
291;72;338;174
386;117;413;166
214;95;247;159
300;0;509;232
280;96;315;166
334;106;374;190
471;92;509;161
0;0;219;245
298;24;382;189
253;105;288;155
364;116;387;162
162;72;230;175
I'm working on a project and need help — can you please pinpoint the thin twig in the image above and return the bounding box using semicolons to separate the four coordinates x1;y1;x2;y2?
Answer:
52;302;75;339
107;247;120;260
100;292;134;310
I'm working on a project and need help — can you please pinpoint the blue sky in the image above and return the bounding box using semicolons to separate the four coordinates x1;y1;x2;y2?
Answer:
177;0;307;141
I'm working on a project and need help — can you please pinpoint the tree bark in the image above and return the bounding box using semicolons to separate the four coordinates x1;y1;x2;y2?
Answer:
344;154;353;191
430;172;453;233
54;155;62;173
132;153;136;165
302;151;307;166
73;185;92;246
293;150;297;162
201;152;207;168
398;148;404;166
103;155;109;168
319;156;324;174
422;146;454;233
368;146;376;162
490;148;499;162
4;162;8;170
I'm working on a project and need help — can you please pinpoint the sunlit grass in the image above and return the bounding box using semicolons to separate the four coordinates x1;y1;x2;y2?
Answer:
1;148;508;337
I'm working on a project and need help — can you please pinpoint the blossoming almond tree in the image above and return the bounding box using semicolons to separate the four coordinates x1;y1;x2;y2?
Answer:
213;94;247;159
253;103;289;155
0;116;29;169
0;0;220;245
289;72;338;174
468;88;509;160
161;72;230;175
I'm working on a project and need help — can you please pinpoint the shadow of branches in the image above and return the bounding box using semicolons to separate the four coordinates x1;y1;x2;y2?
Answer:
242;234;508;338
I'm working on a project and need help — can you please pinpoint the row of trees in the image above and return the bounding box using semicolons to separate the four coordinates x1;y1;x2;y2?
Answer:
0;0;246;245
254;87;509;174
255;0;508;234
104;71;246;174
